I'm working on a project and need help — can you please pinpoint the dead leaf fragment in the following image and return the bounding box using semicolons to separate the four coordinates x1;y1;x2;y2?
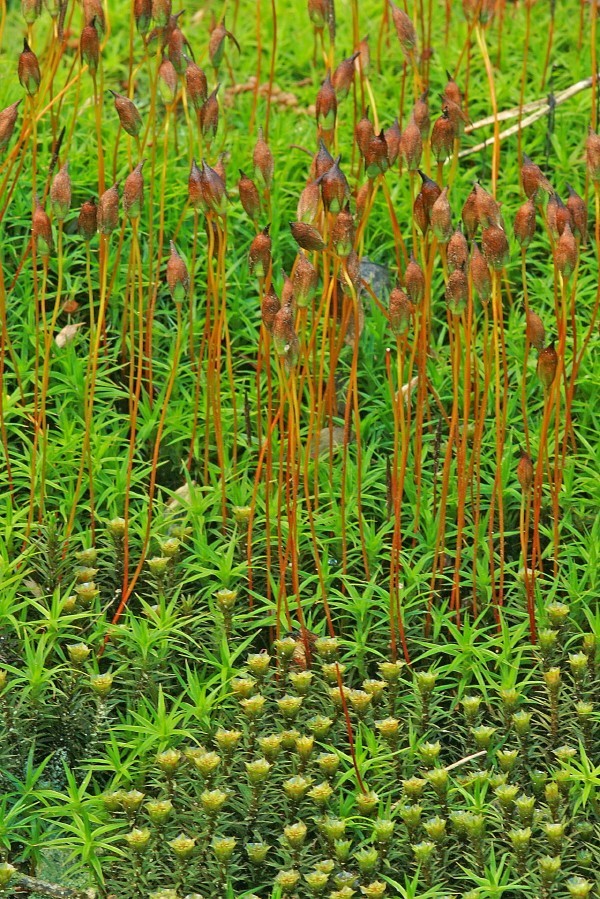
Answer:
55;322;83;348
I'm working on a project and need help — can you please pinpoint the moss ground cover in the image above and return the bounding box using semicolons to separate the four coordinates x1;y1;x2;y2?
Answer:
0;0;598;895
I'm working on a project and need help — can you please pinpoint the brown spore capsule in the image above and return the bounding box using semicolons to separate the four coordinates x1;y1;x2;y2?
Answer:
481;224;509;270
517;451;534;492
526;310;545;350
185;57;208;110
238;170;261;220
110;91;142;138
566;184;588;244
537;342;558;389
332;51;359;101
290;221;326;251
50;163;72;222
554;222;577;279
405;256;425;303
445;268;469;315
447;229;468;272
249;226;272;277
389;286;413;335
0;100;21;152
253;127;274;190
97;183;120;234
261;288;280;333
166;241;190;302
78;198;97;241
200;85;220;138
400;119;422;171
513;198;536;248
18;39;41;95
123;160;145;218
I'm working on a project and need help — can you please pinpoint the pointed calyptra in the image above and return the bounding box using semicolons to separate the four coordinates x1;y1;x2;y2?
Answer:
249;226;272;276
78;198;97;241
32;200;53;256
292;254;318;308
110;91;143;138
98;183;120;235
332;51;359;101
208;19;240;69
185;56;208;110
513;198;536;248
200;159;227;213
400;119;422;171
50;162;72;222
253;127;274;189
166;241;190;302
200;85;220;138
405;256;425;304
443;72;462;107
167;24;187;74
18;39;41;95
238;170;261;220
413;170;441;234
123;160;145;218
566;184;588;244
0;101;21;152
537;342;558;389
314;139;334;179
320;156;349;212
80;18;100;75
315;72;337;131
389;2;417;57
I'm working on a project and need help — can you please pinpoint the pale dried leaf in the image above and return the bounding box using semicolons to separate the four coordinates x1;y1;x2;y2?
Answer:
55;322;83;348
